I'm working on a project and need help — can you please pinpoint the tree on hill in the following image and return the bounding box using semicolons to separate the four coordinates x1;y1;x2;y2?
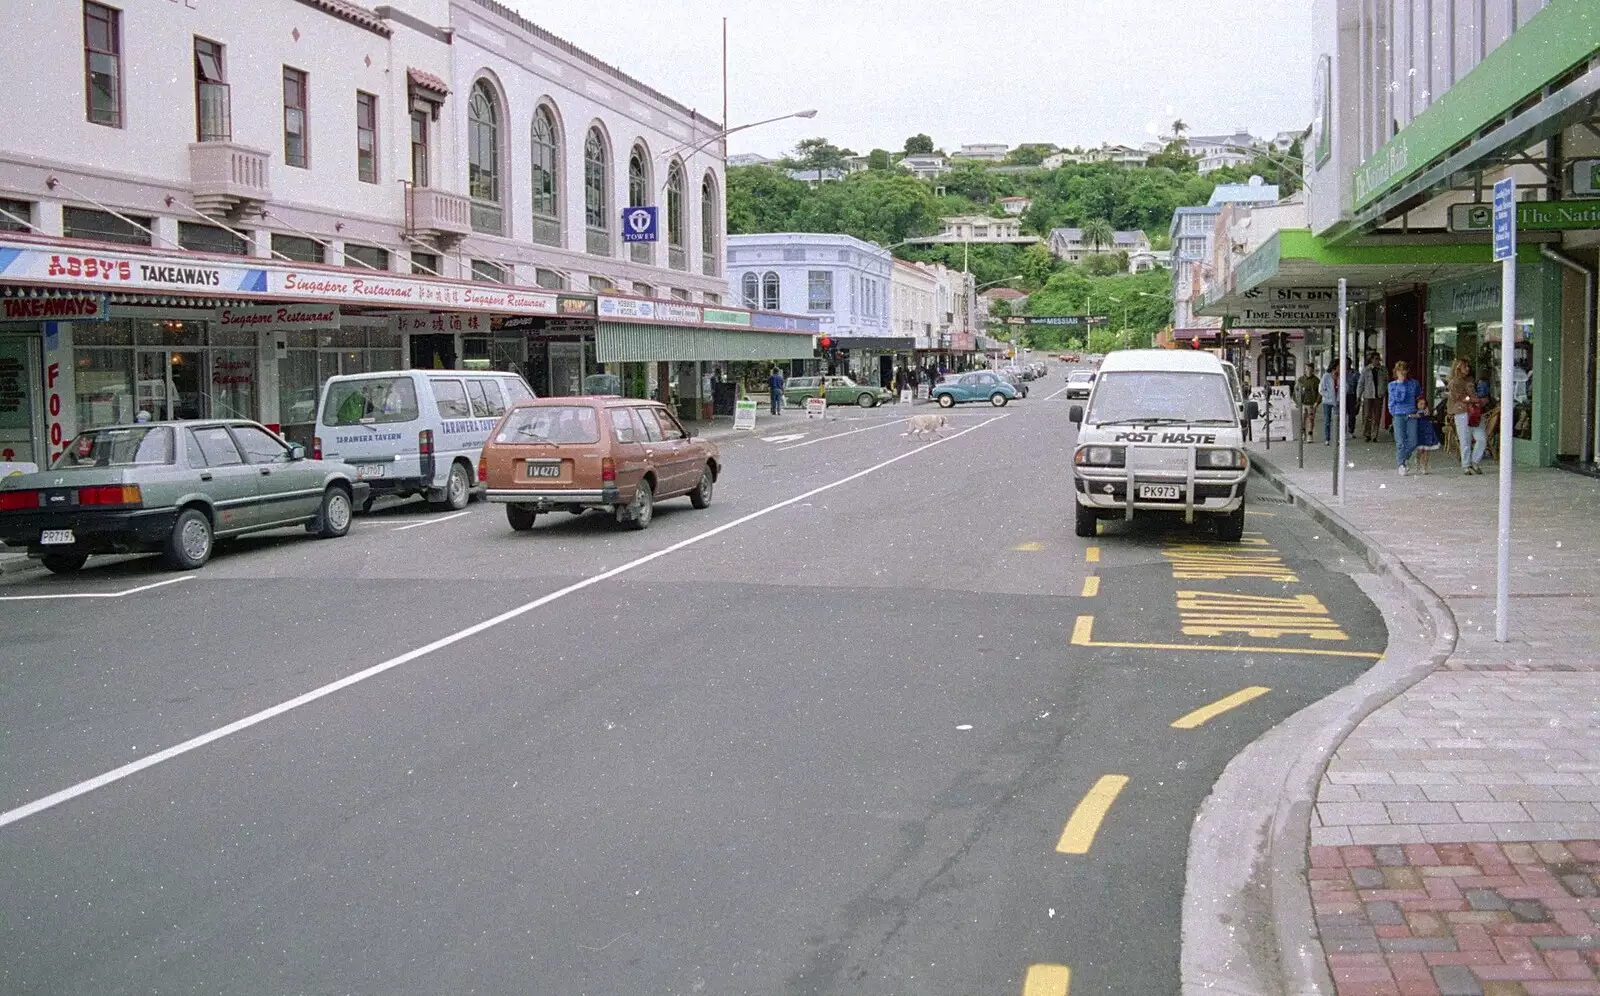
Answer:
1005;145;1046;166
1171;119;1188;140
867;148;892;171
1081;217;1116;253
794;137;850;172
904;133;934;155
726;165;809;234
789;172;940;246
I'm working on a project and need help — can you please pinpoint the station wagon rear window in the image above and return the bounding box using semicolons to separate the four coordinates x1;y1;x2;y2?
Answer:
52;426;174;468
496;406;600;444
322;377;420;426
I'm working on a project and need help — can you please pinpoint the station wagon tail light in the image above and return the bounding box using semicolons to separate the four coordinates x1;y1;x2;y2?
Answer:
0;489;39;512
601;457;616;484
1073;445;1125;468
78;485;143;507
1196;448;1247;469
418;429;434;455
311;436;322;460
477;454;487;483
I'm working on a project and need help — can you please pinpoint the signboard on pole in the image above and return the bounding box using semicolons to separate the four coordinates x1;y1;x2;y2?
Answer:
733;398;758;430
621;206;658;243
1492;177;1516;262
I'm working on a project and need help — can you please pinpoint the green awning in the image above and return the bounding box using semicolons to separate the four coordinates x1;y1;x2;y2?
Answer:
596;322;815;362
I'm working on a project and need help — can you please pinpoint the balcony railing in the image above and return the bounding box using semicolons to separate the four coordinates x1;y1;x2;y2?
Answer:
668;245;687;271
408;187;472;240
189;141;269;216
586;226;611;256
630;242;652;265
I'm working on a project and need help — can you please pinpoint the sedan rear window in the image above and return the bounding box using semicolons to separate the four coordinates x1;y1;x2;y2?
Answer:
322;377;420;426
495;406;600;444
54;426;175;468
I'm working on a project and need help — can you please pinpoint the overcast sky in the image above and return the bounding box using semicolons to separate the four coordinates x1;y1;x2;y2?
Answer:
505;0;1316;156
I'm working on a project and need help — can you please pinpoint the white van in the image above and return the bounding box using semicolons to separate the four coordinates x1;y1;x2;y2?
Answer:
1067;349;1249;541
313;369;535;510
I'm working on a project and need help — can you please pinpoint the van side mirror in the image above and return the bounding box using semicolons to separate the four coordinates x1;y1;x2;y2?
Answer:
1069;405;1083;424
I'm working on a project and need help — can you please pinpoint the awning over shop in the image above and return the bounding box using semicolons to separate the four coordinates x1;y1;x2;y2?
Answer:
595;322;815;362
828;336;915;350
1196;229;1535;320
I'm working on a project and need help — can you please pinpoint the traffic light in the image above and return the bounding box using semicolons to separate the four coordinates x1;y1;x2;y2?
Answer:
818;336;833;349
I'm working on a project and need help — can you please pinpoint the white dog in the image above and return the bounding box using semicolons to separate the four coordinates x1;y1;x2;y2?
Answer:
906;413;949;441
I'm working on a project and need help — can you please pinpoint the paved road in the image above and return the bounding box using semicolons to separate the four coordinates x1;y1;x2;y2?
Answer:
0;371;1386;995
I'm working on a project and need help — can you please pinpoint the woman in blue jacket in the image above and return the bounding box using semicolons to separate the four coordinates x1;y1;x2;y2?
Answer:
1387;360;1423;475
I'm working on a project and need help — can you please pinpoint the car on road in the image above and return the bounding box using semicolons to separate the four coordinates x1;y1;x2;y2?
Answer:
314;369;535;512
1064;369;1097;399
932;370;1019;408
481;397;719;532
0;421;368;573
995;369;1030;398
781;375;892;409
1068;349;1248;541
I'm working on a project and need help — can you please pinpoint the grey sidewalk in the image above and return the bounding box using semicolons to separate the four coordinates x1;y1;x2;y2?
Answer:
1247;436;1600;994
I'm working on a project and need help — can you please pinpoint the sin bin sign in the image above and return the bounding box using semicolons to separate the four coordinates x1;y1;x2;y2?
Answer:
733;398;758;430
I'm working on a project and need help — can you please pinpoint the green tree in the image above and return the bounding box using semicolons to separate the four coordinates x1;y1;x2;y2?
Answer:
1081;217;1116;253
1147;142;1198;172
725;165;808;234
867;148;891;171
794;137;848;171
904;133;934;155
791;172;940;246
988;298;1013;319
1082;250;1128;277
1005;145;1045;166
1171;119;1188;140
1020;242;1057;288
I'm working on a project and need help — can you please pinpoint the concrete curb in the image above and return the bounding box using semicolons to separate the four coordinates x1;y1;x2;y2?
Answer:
1180;451;1460;995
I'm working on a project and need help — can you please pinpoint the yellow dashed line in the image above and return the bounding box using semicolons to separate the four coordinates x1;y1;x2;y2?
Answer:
1069;615;1383;660
1080;576;1100;597
1022;963;1071;996
1171;686;1272;729
1013;541;1045;552
1056;775;1128;854
1084;546;1100;564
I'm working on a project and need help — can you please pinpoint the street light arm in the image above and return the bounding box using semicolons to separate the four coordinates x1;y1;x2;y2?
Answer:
670;109;818;160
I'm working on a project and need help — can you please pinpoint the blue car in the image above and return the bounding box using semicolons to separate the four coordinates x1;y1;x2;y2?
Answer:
932;370;1019;408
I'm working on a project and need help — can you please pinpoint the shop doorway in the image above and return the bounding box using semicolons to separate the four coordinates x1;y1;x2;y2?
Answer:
410;333;456;370
0;334;43;468
136;349;204;421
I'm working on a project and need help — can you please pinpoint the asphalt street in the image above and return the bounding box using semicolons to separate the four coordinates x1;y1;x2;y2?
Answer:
0;371;1388;995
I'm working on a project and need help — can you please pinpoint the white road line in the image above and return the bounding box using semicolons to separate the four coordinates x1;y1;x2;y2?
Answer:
1041;384;1071;401
0;412;1011;831
0;575;194;603
391;510;472;532
776;417;912;451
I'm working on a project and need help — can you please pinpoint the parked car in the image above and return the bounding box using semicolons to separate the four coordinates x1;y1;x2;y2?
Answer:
313;369;535;511
0;421;368;574
1065;369;1097;399
781;375;892;409
480;398;719;532
932;371;1019;408
996;369;1031;398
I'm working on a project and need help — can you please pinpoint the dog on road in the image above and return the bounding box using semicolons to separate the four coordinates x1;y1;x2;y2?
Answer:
906;413;949;441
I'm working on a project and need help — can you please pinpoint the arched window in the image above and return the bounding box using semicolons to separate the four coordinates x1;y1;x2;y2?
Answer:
584;127;610;256
741;272;759;309
468;79;503;234
762;271;780;311
530;104;560;247
665;160;686;270
628;144;651;263
701;172;720;276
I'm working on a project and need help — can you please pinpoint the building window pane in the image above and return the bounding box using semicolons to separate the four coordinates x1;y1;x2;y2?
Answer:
271;233;324;263
411;251;441;276
178;221;249;255
701;173;718;276
343;244;390;270
283;67;308;168
530;105;560;246
807;271;831;312
0;199;34;233
356;91;377;183
84;2;121;127
63;206;151;246
410;109;429;187
471;259;506;283
468;80;503;234
584;127;610;255
194;38;230;142
535;268;564;290
741;272;758;309
763;272;780;311
666;161;686;272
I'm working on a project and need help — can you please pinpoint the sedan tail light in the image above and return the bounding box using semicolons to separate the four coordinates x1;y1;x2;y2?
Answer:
0;489;40;512
78;485;143;507
601;458;616;484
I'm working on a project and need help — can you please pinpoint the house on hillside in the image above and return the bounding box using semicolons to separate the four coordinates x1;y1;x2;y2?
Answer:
950;143;1009;161
1041;152;1069;169
788;167;849;187
905;216;1041;245
900;154;950;179
979;287;1030;315
1049;144;1150;167
1185;131;1261;173
999;196;1033;215
1047;227;1152;264
728;153;775;168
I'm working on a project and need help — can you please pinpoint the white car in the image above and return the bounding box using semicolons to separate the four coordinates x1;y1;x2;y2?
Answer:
1068;350;1248;540
314;369;535;511
1064;369;1096;399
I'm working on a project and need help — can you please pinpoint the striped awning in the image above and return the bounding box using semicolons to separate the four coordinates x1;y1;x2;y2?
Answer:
596;322;814;363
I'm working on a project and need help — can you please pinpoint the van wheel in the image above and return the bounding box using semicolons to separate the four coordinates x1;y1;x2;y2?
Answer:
164;508;213;570
315;487;353;538
1216;504;1246;542
937;393;955;409
436;463;471;511
689;466;714;509
1074;502;1098;538
619;480;654;530
990;393;1009;407
506;504;538;532
40;552;89;575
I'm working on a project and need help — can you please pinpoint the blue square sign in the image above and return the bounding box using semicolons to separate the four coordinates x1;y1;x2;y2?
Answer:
621;205;658;243
1492;177;1515;262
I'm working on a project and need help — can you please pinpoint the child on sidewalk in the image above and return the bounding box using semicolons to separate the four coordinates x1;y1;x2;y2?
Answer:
1414;413;1443;474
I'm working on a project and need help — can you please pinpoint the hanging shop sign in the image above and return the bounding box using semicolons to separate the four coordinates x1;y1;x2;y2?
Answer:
1;292;109;322
219;304;340;332
391;312;487;334
701;308;753;327
273;271;557;314
557;295;597;316
1449;199;1600;234
654;302;702;325
751;312;821;333
1003;315;1108;326
597;296;655;320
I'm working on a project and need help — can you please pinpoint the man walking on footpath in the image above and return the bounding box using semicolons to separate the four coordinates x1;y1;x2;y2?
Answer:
1319;364;1338;444
767;366;785;416
1357;352;1384;441
1296;366;1322;442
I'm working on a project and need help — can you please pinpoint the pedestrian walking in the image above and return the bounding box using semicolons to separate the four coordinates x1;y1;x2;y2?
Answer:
1319;364;1338;444
767;366;785;416
1388;360;1423;475
1446;358;1488;474
1344;358;1360;437
1414;410;1442;474
1357;353;1384;441
1295;366;1322;442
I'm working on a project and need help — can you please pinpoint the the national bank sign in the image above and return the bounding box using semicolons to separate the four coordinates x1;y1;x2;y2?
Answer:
0;240;560;315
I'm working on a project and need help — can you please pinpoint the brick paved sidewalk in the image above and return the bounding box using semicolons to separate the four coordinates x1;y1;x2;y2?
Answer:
1250;437;1600;996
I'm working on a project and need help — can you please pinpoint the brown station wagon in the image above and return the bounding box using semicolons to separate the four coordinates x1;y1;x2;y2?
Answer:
479;397;720;531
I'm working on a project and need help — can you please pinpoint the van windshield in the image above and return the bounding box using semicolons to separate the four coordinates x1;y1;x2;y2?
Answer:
1085;371;1238;425
496;406;600;444
322;377;421;426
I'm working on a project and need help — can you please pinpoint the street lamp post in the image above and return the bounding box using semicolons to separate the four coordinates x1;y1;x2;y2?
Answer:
670;108;819;160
